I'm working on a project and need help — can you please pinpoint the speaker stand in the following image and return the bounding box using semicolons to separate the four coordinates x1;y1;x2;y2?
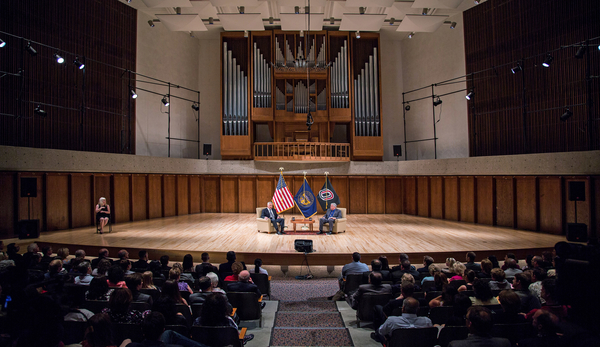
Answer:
27;196;32;220
295;252;314;280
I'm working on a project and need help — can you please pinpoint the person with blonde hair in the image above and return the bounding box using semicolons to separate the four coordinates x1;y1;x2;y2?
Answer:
142;271;158;290
169;267;193;294
443;257;457;276
95;197;111;234
450;262;466;281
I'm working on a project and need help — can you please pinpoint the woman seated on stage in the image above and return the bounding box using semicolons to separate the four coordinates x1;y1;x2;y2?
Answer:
169;267;193;294
224;262;243;281
161;279;189;306
142;271;159;290
95;197;111;234
254;258;268;275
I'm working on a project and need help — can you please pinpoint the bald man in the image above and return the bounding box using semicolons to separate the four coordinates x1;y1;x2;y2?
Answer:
226;270;261;296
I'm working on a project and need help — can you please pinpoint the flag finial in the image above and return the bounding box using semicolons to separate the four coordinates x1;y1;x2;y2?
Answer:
279;167;284;172
303;171;307;178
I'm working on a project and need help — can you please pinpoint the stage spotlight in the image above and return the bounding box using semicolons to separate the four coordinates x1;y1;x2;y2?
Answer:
130;89;137;99
53;53;65;64
330;17;335;25
356;31;360;39
450;22;457;29
0;39;5;48
244;30;249;38
73;57;85;70
34;105;46;116
299;30;304;37
295;6;299;14
209;17;214;25
408;32;415;39
560;108;573;121
162;95;170;106
511;63;522;74
148;20;155;27
404;104;410;111
422;8;428;15
542;54;553;68
466;90;474;100
433;97;442;107
26;41;37;56
191;103;199;111
575;45;587;59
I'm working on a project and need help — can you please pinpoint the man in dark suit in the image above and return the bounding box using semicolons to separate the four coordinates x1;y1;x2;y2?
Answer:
125;273;153;306
261;202;286;235
448;306;511;347
91;248;111;269
391;260;420;282
465;251;482;272
227;270;262;296
317;203;342;235
349;272;392;309
132;250;149;269
219;251;246;276
417;256;435;274
195;252;219;277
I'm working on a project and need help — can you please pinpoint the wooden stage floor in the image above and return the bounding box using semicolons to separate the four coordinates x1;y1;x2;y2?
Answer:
7;213;566;266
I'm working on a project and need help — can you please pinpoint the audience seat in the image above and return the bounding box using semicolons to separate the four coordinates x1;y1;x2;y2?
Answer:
343;273;365;295
191;303;204;319
180;290;191;301
389;326;438;347
437;326;469;347
129;301;151;312
112;323;144;343
191;325;246;347
175;303;193;326
356;292;393;328
429;306;454;325
62;320;87;345
227;292;262;327
491;322;536;345
165;324;189;338
250;273;271;299
83;300;109;313
139;288;160;302
425;291;442;303
153;277;165;288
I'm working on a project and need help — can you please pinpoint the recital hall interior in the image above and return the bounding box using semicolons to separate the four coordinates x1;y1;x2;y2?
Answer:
0;0;599;346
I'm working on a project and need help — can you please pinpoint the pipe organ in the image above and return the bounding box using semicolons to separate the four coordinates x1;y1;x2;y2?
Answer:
220;30;382;161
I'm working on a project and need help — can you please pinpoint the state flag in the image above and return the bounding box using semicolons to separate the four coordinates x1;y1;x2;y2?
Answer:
294;178;317;219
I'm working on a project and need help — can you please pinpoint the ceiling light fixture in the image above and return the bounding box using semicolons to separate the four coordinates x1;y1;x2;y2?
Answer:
191;103;199;111
390;18;395;25
404;104;410;111
34;105;46;116
269;17;274;24
575;45;587;59
130;89;137;99
53;53;64;64
408;32;415;39
295;6;299;14
433;97;442;106
359;7;365;15
26;41;37;56
244;30;248;38
356;31;360;39
162;95;170;106
175;7;181;15
0;39;5;48
450;22;457;29
238;6;244;14
209;17;214;25
148;20;155;27
511;63;522;74
560;108;573;121
466;90;474;100
73;57;85;70
422;8;428;15
542;54;553;68
330;17;335;25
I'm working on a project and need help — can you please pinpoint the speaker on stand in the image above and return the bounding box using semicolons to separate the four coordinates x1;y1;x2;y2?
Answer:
18;177;40;239
566;181;588;243
203;144;212;160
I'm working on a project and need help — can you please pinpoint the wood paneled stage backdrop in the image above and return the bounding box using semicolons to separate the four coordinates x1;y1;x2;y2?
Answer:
0;172;598;240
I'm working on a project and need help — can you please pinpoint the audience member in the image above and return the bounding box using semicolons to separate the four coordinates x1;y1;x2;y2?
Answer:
525;278;568;321
430;284;459;308
195;252;218;277
512;272;541;313
518;310;564;347
120;259;135;275
523;254;534;270
123;312;173;347
107;265;127;287
6;243;23;267
22;243;39;268
390;253;416;271
133;250;150;269
254;258;268;275
471;278;498;305
349;272;391;309
450;262;467;282
427;272;448;292
369;259;390;281
195;292;254;344
448;306;511;347
28;253;45;270
75;248;87;260
102;287;150;324
64;286;95;322
224;261;243;281
189;277;212;304
374;297;432;343
417;255;435;274
219;251;246;275
528;267;547;304
445;293;473;326
391;260;420;282
92;258;112;276
227;270;261;296
382;280;423;317
56;247;70;267
152;296;188;327
503;258;523;277
86;276;114;301
465;252;481;272
161;279;189;306
488;255;500;269
45;259;66;280
126;273;153;306
91;248;111;269
378;255;390;271
501;253;521;271
168;268;193;294
81;313;116;347
142;271;159;290
339;252;369;288
478;259;493;278
206;272;226;294
75;261;94;285
442;257;457;276
160;255;171;271
148;259;166;280
40;245;54;270
489;268;511;290
117;249;129;261
494;289;526;324
181;254;195;282
421;264;438;285
458;269;476;291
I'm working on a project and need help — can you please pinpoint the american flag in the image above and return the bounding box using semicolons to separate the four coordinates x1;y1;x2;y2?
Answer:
272;172;295;213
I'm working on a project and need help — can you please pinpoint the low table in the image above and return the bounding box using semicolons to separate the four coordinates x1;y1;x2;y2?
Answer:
290;219;315;232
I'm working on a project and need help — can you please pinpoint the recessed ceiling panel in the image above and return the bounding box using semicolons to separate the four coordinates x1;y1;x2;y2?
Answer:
278;0;326;6
209;0;262;6
346;0;395;7
339;14;387;31
412;0;463;9
396;14;448;32
141;0;192;8
155;14;208;31
218;13;265;31
280;13;325;31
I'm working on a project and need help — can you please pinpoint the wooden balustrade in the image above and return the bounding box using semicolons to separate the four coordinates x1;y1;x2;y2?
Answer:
254;142;350;161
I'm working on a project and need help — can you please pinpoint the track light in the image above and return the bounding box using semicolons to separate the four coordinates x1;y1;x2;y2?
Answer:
422;8;428;15
560;108;573;121
408;32;415;39
0;39;5;48
130;89;137;99
542;54;553;68
26;41;37;56
238;6;244;14
295;6;299;14
575;45;587;59
269;17;273;24
356;31;360;39
511;63;522;74
466;90;473;100
191;103;199;111
34;105;46;116
450;22;457;29
148;20;155;27
404;104;410;111
433;97;442;106
209;17;214;25
244;30;248;38
162;95;169;106
390;18;395;25
74;57;85;70
300;30;304;37
359;7;365;15
53;53;64;64
330;17;335;25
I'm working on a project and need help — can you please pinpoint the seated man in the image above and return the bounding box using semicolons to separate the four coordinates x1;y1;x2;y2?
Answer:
339;252;369;289
317;203;341;235
74;261;94;285
488;268;511;290
219;251;246;277
512;272;541;313
227;270;261;296
366;259;390;281
349;272;392;309
417;256;435;274
125;273;153;306
189;277;213;304
261;201;286;235
448;306;511;347
195;252;219;277
373;297;432;343
465;252;482;272
503;258;523;277
391;260;420;283
91;248;111;269
132;250;150;269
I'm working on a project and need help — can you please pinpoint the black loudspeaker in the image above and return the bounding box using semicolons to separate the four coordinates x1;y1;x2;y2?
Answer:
18;220;40;239
568;181;585;201
566;223;588;242
203;144;212;156
294;239;313;253
21;177;37;197
393;145;402;157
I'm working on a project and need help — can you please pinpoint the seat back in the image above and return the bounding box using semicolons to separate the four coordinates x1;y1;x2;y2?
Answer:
175;303;193;326
139;288;160;302
491;322;536;345
428;306;454;325
256;208;263;218
448;280;467;289
165;324;189;338
425;291;442;303
180;290;191;301
437;326;469;347
153;277;165;288
190;325;242;347
356;293;393;323
344;273;366;294
112;323;144;343
250;273;271;299
62;320;88;345
129;301;151;312
421;281;438;292
191;303;204;319
83;300;109;313
338;207;346;218
226;292;262;321
389;327;438;347
64;283;88;305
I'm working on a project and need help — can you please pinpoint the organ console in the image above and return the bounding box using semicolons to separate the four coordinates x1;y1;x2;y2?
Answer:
220;30;383;161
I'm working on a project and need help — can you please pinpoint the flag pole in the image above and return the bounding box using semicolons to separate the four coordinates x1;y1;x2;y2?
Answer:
324;171;329;209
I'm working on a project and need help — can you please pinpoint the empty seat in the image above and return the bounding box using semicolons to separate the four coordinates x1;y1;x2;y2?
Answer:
356;293;393;328
389;327;438;347
190;325;245;347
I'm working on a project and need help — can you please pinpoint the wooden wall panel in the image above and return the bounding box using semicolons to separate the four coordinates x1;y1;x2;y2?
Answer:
18;173;44;226
45;174;70;231
203;176;220;213
385;177;403;214
113;175;131;223
538;177;562;234
131;175;148;221
516;177;538;231
404;177;417;215
256;176;275;209
189;176;201;214
238;176;256;213
93;175;111;206
177;175;189;216
430;176;444;219
459;177;475;223
367;177;385;214
163;176;177;217
476;176;494;225
417;176;430;217
147;175;162;219
220;176;239;213
0;173;15;237
349;176;367;214
495;176;515;228
564;177;590;228
444;177;459;221
71;174;93;227
593;176;600;241
330;176;349;212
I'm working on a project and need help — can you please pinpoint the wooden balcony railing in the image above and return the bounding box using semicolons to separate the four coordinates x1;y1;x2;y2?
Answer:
254;142;351;161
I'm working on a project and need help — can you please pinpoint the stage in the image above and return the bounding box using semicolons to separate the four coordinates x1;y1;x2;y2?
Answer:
6;213;566;266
